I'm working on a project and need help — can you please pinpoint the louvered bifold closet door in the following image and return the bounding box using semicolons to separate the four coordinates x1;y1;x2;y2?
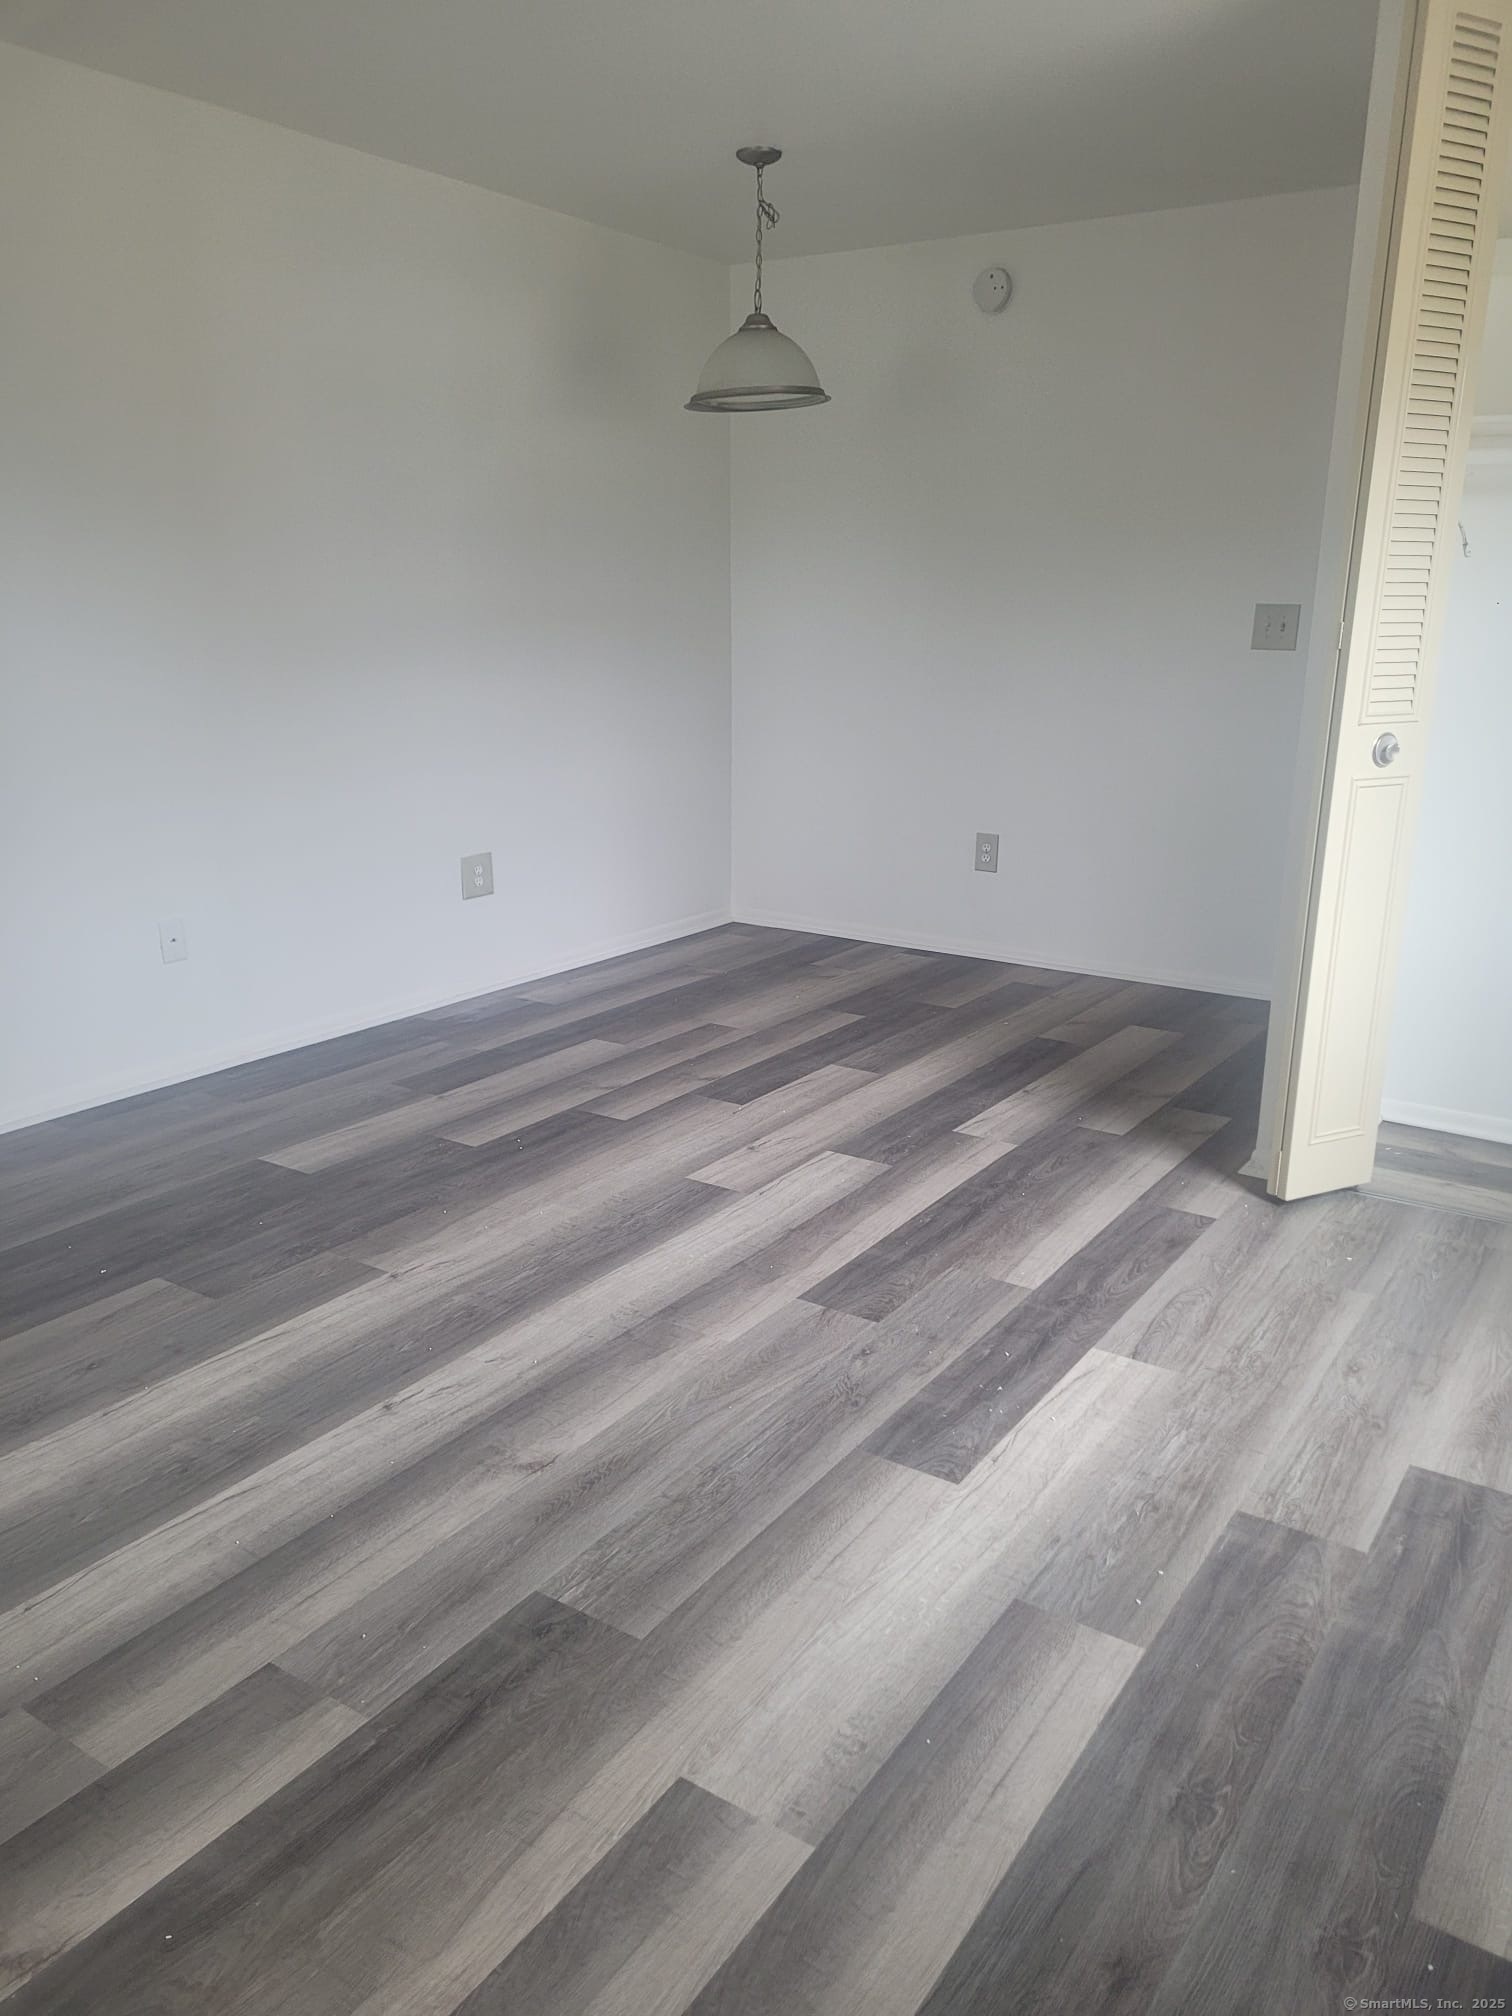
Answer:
1275;0;1512;1201
1370;12;1501;723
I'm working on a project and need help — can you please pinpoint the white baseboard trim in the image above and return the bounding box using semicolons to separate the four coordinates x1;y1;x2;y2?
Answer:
0;906;732;1135
732;905;1271;1003
1379;1099;1512;1147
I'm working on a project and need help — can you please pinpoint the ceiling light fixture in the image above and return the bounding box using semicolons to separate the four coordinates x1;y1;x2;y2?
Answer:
686;146;829;415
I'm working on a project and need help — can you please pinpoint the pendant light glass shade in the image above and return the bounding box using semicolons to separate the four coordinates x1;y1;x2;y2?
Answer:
686;312;829;413
687;146;829;415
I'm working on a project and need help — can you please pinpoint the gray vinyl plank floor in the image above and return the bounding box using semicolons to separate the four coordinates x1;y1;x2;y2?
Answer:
1368;1117;1512;1223
1;923;1509;2013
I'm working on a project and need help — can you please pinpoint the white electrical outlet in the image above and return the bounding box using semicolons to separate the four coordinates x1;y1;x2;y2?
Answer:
975;832;1000;874
159;918;188;963
461;852;494;900
1251;603;1302;651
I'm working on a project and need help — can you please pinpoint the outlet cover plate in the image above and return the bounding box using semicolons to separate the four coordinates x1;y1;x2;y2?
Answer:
461;852;494;900
1251;603;1301;651
975;831;1000;874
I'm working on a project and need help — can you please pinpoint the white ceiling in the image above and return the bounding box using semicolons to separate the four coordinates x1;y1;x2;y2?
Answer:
0;0;1382;261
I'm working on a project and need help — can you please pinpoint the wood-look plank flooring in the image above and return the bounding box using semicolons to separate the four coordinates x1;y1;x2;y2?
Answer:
2;923;1510;2013
1369;1117;1512;1223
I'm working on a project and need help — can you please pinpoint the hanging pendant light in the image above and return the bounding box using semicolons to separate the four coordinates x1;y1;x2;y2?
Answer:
687;146;829;414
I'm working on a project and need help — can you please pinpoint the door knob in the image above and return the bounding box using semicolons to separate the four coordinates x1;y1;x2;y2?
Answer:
1372;733;1401;767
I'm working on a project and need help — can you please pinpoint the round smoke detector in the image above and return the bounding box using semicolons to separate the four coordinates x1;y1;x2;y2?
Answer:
973;267;1012;314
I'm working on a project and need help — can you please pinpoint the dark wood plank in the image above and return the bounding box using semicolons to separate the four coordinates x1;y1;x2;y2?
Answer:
0;1171;723;1610
20;1346;650;1762
269;1304;884;1712
917;1513;1356;2014
0;1708;103;1850
448;1778;806;2016
1375;1122;1512;1195
834;1036;1075;1164
803;1121;1118;1322
0;1158;312;1338
1414;1528;1512;1956
0;1665;361;1999
0;1073;421;1252
395;939;887;1096
167;1138;512;1297
6;1597;643;2016
686;1600;1136;2016
697;997;944;1104
536;1272;1024;1646
1367;1121;1512;1224
0;1252;379;1456
1174;1025;1268;1121
541;1298;889;1635
868;1194;1210;1482
1147;1468;1512;2015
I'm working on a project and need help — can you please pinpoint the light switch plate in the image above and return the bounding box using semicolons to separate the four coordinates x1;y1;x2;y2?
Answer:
461;852;494;900
975;831;1000;874
159;918;188;963
1252;603;1301;651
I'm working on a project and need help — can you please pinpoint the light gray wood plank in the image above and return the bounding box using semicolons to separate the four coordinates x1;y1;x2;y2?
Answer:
994;1107;1225;1288
956;1024;1180;1143
264;1037;626;1171
0;1151;879;1712
356;1063;872;1272
438;1023;751;1147
692;976;1121;1192
1075;1013;1263;1133
1243;1210;1503;1548
683;1604;1135;2016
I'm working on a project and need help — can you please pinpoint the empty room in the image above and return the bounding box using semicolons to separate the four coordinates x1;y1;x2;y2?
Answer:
2;0;1510;2011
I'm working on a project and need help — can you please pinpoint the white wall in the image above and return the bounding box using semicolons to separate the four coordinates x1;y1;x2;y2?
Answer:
0;43;731;1130
0;50;1365;1131
1381;453;1512;1143
729;189;1358;996
1476;246;1512;413
1383;252;1512;1144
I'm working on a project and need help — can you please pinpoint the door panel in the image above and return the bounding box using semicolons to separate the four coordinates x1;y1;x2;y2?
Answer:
1310;774;1411;1145
1273;0;1512;1201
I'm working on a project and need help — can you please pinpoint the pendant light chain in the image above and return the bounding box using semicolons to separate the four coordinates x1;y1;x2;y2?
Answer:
685;144;827;412
753;164;779;315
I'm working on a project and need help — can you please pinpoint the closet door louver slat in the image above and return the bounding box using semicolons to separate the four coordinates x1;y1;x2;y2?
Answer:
1364;8;1502;725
